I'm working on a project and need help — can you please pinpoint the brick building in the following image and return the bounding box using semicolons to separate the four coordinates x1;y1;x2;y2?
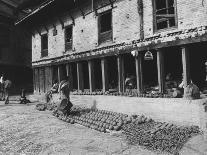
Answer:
16;0;207;96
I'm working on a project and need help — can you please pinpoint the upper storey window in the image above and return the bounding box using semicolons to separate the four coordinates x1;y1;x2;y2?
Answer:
41;34;48;57
153;0;177;31
98;10;112;44
65;26;73;51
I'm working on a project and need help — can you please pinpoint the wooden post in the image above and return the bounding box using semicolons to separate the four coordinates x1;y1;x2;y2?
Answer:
117;55;124;92
135;52;143;94
88;60;95;92
57;65;61;83
33;68;36;93
101;58;109;92
66;63;73;91
77;62;84;92
181;46;190;97
157;49;165;93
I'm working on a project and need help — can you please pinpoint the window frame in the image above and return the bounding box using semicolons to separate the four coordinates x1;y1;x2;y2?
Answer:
64;25;73;52
152;0;178;32
41;33;48;58
98;9;113;44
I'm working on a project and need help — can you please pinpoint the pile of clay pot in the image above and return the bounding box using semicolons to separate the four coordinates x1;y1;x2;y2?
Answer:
52;107;151;133
122;119;200;154
52;107;200;154
71;90;173;98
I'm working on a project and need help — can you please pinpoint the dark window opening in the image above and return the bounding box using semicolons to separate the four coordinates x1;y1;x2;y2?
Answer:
154;0;177;31
100;11;112;33
99;10;112;44
41;34;48;57
65;26;73;51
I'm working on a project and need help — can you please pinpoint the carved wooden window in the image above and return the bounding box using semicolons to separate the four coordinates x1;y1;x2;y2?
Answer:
41;34;48;57
98;10;112;44
65;26;73;51
153;0;177;31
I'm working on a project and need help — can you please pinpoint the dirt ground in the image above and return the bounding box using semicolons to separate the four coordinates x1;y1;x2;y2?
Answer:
0;99;207;155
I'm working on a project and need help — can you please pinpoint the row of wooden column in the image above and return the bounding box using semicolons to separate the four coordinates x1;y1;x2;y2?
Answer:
33;46;190;96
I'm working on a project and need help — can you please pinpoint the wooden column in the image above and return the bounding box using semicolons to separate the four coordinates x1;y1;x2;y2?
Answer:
157;49;165;93
182;46;190;96
117;55;125;92
33;69;36;93
101;58;109;92
77;62;84;92
135;52;143;93
37;68;40;93
88;60;95;92
57;65;61;83
66;63;73;90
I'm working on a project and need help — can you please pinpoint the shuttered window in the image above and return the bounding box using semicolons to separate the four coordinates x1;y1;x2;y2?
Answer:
153;0;177;31
98;10;112;44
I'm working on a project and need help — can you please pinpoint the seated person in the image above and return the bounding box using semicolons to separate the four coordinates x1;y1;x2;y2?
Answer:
165;73;177;89
125;74;136;90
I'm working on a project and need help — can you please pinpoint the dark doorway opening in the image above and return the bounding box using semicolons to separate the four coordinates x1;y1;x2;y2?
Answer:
107;56;118;89
82;61;89;89
189;42;207;90
94;59;102;90
71;62;78;90
142;50;158;92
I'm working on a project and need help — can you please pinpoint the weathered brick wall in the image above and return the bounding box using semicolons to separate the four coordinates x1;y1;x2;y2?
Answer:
32;0;207;63
143;0;207;37
32;0;140;63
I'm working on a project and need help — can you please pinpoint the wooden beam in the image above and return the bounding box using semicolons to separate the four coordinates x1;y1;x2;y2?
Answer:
135;52;143;93
181;46;190;97
77;62;84;92
88;60;95;92
157;49;165;93
101;58;109;92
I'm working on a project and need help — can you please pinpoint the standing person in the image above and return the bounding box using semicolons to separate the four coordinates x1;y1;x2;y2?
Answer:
4;77;12;104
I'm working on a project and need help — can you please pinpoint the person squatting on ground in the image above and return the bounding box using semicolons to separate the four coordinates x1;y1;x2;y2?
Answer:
45;79;59;103
56;77;73;116
4;77;12;104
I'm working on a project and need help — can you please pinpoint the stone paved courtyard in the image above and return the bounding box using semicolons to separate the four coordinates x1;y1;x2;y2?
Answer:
0;97;207;155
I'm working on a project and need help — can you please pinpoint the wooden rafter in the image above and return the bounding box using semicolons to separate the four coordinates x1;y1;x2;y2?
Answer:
68;13;75;25
108;0;114;8
43;24;48;32
78;7;85;19
57;16;64;29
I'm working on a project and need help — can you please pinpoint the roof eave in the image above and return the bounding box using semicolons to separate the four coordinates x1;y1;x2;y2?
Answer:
15;0;55;25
